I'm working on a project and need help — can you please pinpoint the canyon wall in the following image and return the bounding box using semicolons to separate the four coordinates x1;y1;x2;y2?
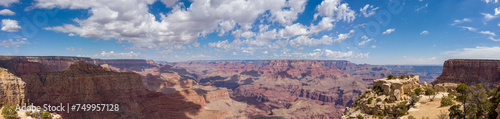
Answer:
21;61;225;119
432;59;500;89
0;67;25;106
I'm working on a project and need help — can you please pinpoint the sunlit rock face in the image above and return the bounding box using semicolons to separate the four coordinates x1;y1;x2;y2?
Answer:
432;59;500;89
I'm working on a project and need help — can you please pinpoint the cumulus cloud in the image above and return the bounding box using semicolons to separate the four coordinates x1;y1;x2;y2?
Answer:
160;0;180;7
333;30;355;43
39;0;291;49
0;9;15;16
382;28;395;35
358;36;373;45
451;18;472;26
0;38;29;47
360;4;378;17
443;46;500;59
289;35;333;47
420;30;429;35
1;19;21;32
269;0;308;25
0;0;18;7
314;0;356;22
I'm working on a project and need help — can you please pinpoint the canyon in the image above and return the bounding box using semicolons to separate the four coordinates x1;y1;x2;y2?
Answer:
0;56;445;118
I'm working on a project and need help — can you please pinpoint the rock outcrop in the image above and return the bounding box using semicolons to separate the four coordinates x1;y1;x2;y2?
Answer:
432;59;500;89
0;67;25;106
343;76;421;118
21;61;225;119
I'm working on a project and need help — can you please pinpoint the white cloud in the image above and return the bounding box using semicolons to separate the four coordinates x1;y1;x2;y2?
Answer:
0;0;18;7
498;23;500;26
484;0;499;3
302;49;368;59
1;19;21;32
458;26;476;32
360;4;378;17
479;31;496;36
66;47;75;51
97;51;141;58
451;18;472;26
358;36;373;46
444;46;500;59
0;9;15;16
0;39;29;47
420;30;429;35
482;7;500;21
314;0;356;22
382;28;395;35
269;0;307;25
371;45;377;48
289;35;333;47
415;3;428;12
160;0;180;8
333;30;355;43
68;33;75;36
39;0;291;49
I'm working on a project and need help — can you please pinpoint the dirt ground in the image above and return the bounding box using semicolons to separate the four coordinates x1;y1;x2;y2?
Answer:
406;92;457;119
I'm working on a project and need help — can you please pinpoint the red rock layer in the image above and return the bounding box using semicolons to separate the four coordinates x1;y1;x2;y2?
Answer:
0;57;51;76
432;59;500;89
21;61;223;119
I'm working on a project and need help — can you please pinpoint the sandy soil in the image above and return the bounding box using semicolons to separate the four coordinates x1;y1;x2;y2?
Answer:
406;92;457;119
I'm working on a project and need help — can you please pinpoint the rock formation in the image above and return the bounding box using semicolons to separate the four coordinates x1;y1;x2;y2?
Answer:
0;57;50;76
432;59;500;89
343;76;420;118
0;67;25;106
20;61;226;119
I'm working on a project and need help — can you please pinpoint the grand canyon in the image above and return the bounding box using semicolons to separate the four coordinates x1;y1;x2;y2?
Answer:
0;56;449;118
1;0;499;118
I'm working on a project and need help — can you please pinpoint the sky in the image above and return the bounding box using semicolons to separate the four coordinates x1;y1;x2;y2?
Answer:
0;0;499;65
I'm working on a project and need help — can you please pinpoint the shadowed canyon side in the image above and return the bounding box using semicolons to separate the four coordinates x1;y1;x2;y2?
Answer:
432;59;500;89
19;61;225;119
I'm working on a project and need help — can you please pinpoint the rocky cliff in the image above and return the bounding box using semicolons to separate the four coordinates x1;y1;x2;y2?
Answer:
20;61;225;119
432;59;500;89
0;57;51;76
0;56;156;72
0;67;25;106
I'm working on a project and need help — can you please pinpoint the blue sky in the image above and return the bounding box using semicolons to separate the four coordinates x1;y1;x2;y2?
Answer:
0;0;499;65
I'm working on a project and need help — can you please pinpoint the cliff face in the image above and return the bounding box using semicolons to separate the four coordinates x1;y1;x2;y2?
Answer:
20;61;225;119
0;56;156;72
0;57;51;76
432;59;500;89
0;67;25;106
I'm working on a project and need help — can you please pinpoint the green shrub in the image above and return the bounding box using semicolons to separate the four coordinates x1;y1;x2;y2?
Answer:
41;111;52;119
410;74;415;78
410;94;420;106
400;74;408;79
425;88;435;95
408;115;416;119
437;110;449;119
374;112;385;119
414;87;423;96
357;114;364;119
448;105;463;119
2;104;18;119
367;98;373;104
441;96;454;107
387;75;395;79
